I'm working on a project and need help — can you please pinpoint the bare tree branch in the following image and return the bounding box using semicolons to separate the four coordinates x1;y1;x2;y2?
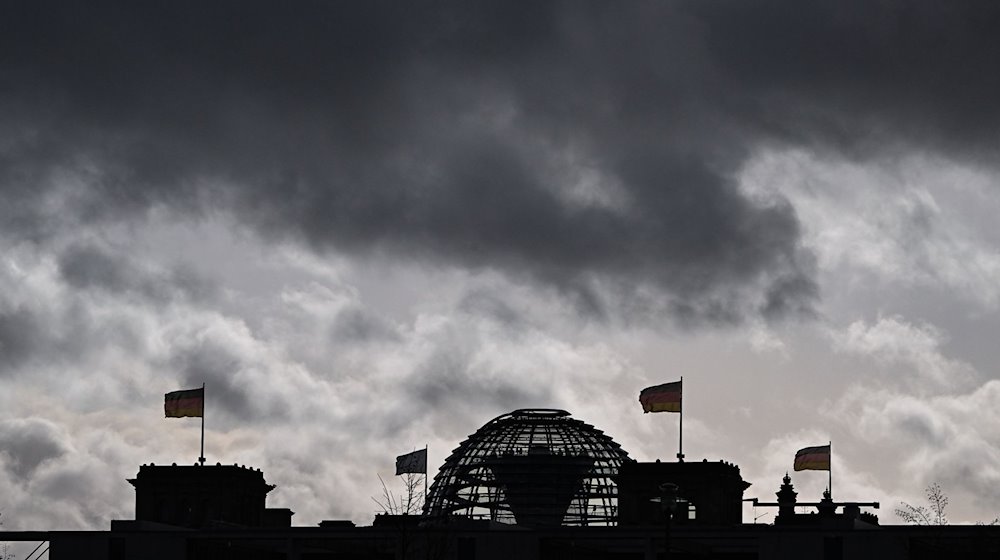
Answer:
895;483;948;525
926;483;948;526
372;473;426;516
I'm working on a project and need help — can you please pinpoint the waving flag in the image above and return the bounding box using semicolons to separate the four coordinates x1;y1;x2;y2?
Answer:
164;387;204;418
794;445;831;471
639;380;682;413
396;448;427;475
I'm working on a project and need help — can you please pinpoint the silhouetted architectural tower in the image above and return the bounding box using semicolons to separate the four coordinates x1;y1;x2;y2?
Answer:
775;472;798;524
128;463;292;529
616;459;751;526
765;473;880;528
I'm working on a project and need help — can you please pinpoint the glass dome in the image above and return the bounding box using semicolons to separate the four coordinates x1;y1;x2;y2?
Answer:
423;409;632;526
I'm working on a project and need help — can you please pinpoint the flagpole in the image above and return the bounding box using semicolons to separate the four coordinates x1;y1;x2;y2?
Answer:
424;444;429;502
828;440;832;499
676;376;685;462
199;383;206;466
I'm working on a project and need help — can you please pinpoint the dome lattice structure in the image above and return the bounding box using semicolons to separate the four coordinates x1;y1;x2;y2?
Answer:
422;409;632;526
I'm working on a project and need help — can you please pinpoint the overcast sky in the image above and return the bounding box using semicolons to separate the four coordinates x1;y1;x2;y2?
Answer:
4;1;1000;530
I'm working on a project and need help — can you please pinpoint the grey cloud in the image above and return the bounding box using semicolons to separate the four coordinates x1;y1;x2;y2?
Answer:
35;468;99;506
0;240;221;379
457;289;526;330
169;339;264;422
329;307;402;345
404;345;553;440
57;243;218;304
0;273;124;376
0;1;832;325
833;382;1000;520
58;245;132;293
0;418;70;480
894;408;950;447
0;306;42;373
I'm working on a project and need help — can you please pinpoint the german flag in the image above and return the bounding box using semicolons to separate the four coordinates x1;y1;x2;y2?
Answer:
165;388;204;418
639;380;682;413
793;445;831;471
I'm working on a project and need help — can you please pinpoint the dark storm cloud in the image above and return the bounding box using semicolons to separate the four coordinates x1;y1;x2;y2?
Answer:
6;2;999;323
683;1;1000;159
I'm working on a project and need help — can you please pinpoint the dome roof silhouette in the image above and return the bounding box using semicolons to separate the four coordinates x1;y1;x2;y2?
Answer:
423;409;632;526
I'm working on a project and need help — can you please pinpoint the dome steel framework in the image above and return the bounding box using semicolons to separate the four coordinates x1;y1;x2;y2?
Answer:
423;409;632;526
